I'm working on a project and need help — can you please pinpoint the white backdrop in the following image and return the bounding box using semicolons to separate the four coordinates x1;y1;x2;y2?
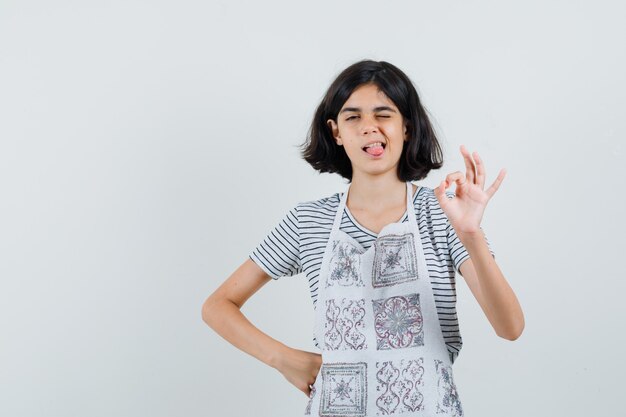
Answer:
1;1;624;416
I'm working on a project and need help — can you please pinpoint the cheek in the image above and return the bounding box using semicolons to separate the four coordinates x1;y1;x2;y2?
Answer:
381;121;403;134
380;125;404;143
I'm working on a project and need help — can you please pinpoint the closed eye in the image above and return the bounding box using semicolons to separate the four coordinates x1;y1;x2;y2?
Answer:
346;115;391;121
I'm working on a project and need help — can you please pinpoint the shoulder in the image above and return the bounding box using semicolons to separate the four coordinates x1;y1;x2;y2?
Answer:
293;191;341;226
298;191;340;211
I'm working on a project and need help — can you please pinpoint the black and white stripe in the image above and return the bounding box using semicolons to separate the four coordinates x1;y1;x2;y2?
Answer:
249;185;494;364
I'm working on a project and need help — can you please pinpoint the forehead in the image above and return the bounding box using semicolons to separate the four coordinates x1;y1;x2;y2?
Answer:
341;83;397;110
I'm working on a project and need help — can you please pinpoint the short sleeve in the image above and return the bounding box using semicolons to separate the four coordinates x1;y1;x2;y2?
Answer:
443;191;496;275
249;204;302;280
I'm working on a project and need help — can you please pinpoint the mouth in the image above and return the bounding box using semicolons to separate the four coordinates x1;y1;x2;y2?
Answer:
362;142;386;157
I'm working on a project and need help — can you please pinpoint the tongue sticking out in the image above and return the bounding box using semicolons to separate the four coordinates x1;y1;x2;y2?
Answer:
365;144;384;156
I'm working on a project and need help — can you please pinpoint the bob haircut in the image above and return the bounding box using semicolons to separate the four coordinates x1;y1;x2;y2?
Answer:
300;59;444;182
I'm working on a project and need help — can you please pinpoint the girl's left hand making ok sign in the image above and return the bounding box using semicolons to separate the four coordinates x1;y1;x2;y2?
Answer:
434;144;507;235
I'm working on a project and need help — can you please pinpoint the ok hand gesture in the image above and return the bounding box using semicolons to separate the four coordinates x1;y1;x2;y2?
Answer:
434;145;506;234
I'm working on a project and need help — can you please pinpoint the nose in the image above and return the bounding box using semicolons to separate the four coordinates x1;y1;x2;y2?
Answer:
359;114;380;135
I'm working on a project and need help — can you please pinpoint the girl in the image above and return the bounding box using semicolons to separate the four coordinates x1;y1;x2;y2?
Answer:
202;59;524;416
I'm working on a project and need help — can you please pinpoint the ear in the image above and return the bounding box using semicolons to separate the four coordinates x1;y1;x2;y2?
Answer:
327;119;342;145
403;123;409;141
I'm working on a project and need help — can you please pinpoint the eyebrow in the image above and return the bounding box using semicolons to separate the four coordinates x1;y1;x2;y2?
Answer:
339;106;397;114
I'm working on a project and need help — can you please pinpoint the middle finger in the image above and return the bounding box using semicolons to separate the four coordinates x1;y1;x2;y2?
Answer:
473;151;486;189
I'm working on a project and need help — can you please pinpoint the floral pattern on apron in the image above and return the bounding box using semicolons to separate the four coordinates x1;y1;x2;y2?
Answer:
304;181;463;417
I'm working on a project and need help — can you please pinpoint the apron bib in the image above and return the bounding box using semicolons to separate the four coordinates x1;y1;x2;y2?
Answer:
303;181;464;417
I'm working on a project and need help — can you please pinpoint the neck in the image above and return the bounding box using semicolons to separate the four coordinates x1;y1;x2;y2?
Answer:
347;171;407;212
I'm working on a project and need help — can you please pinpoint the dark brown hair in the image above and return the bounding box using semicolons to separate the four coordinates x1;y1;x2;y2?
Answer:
299;59;443;182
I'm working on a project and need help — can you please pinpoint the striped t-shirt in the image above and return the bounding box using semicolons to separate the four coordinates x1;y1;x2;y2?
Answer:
249;184;495;364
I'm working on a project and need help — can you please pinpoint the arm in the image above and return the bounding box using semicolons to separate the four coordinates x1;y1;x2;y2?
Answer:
457;231;524;340
201;258;283;368
435;144;524;341
201;258;321;396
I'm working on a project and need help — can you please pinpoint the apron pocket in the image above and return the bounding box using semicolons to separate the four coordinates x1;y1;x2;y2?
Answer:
319;362;367;416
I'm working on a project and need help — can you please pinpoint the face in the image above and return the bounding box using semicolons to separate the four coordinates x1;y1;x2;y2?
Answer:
327;83;408;178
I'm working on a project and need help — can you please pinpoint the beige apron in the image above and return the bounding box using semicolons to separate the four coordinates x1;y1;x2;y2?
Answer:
303;181;463;416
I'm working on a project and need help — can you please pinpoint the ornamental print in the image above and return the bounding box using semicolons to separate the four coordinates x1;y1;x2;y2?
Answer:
372;233;418;288
375;358;425;415
327;240;364;288
319;362;368;417
372;293;424;350
435;359;463;416
324;298;368;351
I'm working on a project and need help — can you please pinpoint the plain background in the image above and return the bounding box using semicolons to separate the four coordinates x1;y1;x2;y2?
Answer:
1;1;625;416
